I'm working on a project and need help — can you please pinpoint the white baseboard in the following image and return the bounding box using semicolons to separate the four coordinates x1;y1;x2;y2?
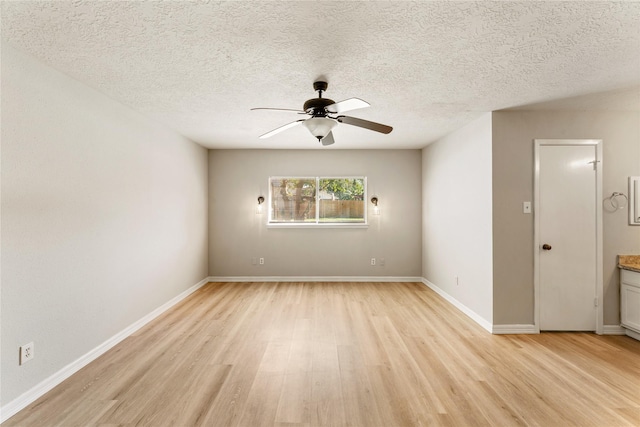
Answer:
602;324;626;335
0;277;210;424
492;324;538;334
493;324;625;335
207;276;423;283
420;278;493;333
623;328;640;340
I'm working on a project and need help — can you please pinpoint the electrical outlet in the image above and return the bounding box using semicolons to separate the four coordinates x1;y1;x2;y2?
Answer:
523;201;532;214
259;257;264;265
371;258;376;266
379;258;385;266
20;342;34;365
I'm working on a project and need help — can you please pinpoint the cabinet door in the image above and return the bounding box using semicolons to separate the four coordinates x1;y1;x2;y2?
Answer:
621;283;640;333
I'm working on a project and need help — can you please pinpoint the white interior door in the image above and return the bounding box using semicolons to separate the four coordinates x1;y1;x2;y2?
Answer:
537;142;600;331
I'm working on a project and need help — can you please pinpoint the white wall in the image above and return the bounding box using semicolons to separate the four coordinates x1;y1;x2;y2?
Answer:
422;113;493;324
1;45;209;407
208;149;422;278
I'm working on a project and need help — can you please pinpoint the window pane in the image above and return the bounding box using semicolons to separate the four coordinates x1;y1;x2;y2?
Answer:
269;177;317;223
318;178;365;223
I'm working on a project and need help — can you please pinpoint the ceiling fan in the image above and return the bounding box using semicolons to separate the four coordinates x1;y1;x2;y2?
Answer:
251;81;393;146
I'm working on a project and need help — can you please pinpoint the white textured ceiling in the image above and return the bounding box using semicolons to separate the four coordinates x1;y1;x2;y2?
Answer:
2;1;639;149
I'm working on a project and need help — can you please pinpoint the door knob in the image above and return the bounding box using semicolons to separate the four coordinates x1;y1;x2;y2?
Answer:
542;244;552;251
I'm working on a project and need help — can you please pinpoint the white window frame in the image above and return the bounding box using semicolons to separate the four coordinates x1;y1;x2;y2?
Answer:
267;176;368;228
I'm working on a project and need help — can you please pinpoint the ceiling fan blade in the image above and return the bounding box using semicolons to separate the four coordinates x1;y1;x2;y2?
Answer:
259;119;306;139
251;107;306;114
325;98;370;114
321;131;335;146
336;116;393;134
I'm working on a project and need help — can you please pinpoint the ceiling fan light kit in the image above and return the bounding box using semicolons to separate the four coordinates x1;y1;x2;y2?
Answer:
252;81;393;146
303;117;337;140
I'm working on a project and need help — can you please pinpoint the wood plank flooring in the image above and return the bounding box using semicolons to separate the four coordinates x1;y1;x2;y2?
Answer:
4;281;640;426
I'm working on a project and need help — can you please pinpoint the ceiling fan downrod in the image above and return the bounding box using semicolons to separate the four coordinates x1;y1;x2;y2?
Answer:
304;82;335;116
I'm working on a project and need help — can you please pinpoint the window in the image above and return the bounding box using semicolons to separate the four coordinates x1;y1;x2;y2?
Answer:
269;177;367;226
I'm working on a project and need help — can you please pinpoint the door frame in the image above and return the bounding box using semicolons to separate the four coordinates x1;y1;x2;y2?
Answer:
533;139;603;334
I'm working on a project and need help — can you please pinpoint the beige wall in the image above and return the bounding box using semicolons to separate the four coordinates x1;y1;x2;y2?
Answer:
492;110;640;325
1;45;209;406
422;114;494;324
208;149;422;278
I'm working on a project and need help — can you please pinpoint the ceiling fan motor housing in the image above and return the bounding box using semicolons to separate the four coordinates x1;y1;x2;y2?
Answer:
303;98;335;115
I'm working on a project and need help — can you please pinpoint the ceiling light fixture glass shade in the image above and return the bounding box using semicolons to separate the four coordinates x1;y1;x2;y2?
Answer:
303;117;337;140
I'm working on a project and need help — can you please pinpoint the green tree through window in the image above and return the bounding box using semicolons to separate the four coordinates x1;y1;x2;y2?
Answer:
269;177;366;224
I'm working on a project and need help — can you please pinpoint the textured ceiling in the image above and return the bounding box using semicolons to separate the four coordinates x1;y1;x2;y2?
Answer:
2;1;639;149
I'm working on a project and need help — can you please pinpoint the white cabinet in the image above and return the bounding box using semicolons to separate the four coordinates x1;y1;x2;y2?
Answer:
621;268;640;340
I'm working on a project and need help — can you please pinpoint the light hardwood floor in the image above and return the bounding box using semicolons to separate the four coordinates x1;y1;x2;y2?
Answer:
4;281;640;426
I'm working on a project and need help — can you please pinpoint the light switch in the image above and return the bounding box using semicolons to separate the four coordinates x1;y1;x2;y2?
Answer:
523;201;532;214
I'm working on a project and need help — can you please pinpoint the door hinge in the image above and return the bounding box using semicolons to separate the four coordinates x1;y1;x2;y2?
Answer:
594;297;599;307
587;160;600;170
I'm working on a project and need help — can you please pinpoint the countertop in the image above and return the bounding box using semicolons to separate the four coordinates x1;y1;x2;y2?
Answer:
618;255;640;273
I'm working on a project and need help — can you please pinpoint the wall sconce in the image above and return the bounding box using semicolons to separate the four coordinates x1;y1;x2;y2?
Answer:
370;196;380;215
257;196;265;214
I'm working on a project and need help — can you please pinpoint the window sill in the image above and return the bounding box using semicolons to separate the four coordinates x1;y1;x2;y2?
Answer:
266;223;369;229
